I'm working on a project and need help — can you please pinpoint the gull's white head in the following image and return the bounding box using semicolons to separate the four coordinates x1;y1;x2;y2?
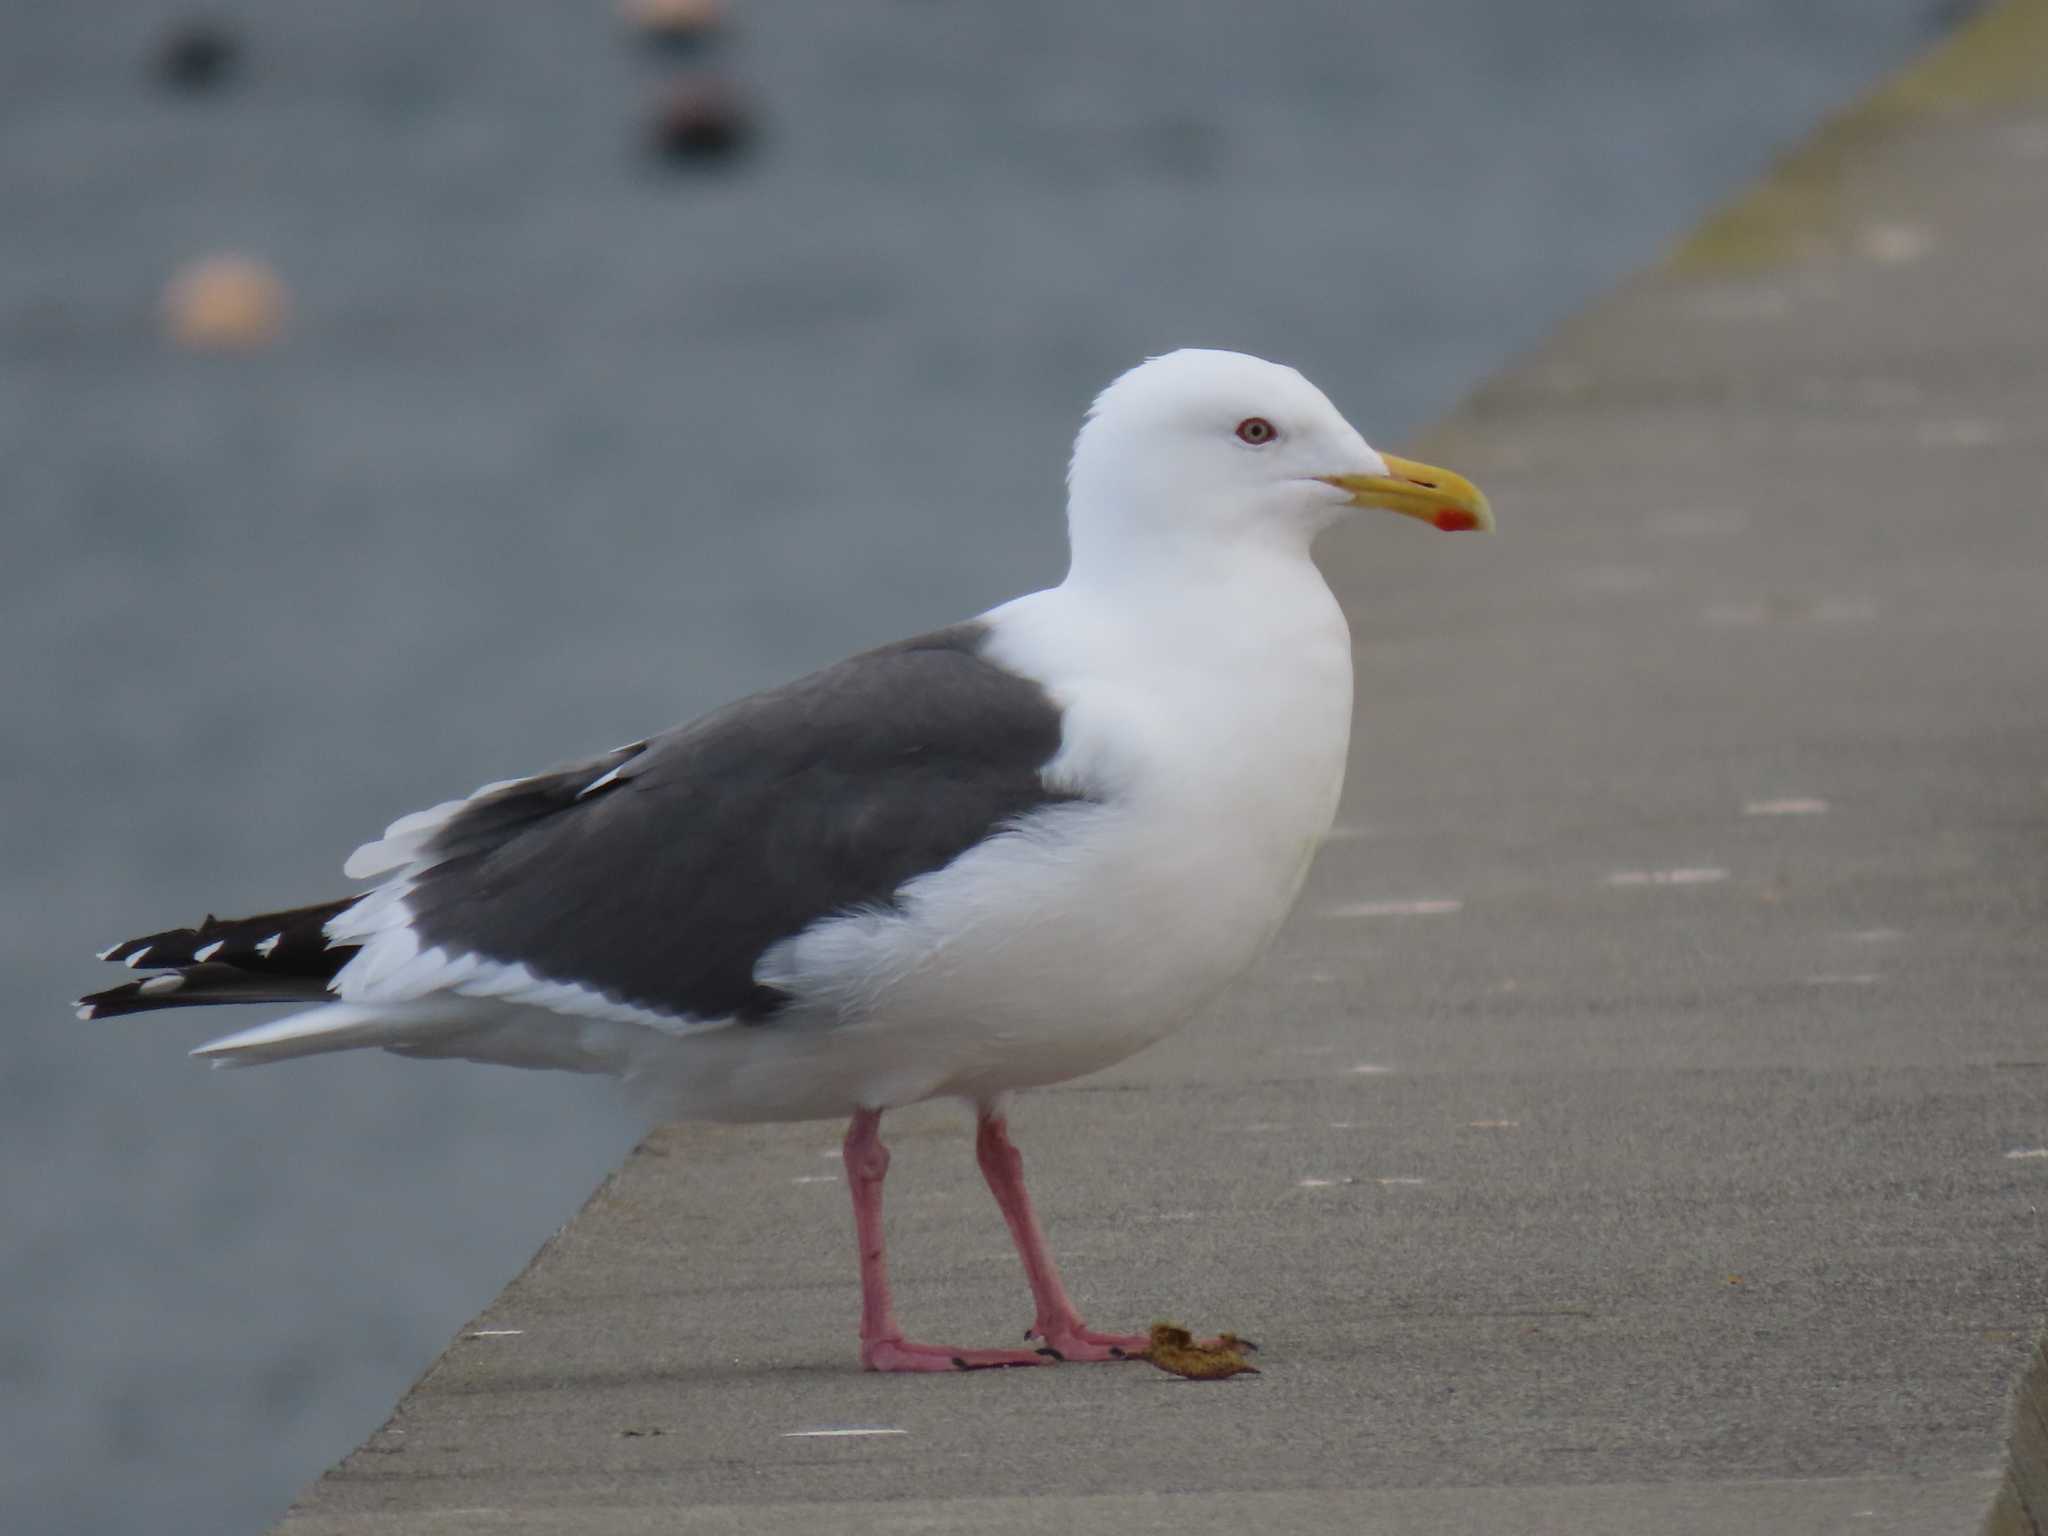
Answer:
1065;349;1490;575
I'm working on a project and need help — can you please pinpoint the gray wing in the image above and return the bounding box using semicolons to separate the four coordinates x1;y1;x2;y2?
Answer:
390;623;1084;1024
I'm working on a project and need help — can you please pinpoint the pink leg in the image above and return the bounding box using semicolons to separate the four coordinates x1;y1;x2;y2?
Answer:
842;1108;1053;1372
974;1106;1151;1362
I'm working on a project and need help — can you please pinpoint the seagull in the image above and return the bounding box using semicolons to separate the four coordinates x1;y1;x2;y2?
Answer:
80;349;1491;1371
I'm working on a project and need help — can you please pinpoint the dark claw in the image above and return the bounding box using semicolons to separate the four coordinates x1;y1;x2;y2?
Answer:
1035;1347;1064;1361
951;1356;969;1370
1108;1346;1127;1358
1236;1338;1261;1353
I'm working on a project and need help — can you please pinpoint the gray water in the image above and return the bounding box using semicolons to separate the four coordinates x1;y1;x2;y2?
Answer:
2;2;1957;1530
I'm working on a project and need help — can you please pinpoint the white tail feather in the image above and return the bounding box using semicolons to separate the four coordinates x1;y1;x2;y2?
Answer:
192;1000;478;1066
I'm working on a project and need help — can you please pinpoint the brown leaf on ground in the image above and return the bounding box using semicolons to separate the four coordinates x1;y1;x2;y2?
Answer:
1139;1323;1260;1380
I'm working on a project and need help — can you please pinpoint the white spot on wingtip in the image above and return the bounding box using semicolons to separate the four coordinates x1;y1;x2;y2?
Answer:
577;764;628;799
95;944;120;962
255;934;282;958
1744;798;1828;816
139;975;183;996
1329;898;1462;918
75;1004;96;1021
123;946;152;968
193;940;225;963
1605;867;1728;888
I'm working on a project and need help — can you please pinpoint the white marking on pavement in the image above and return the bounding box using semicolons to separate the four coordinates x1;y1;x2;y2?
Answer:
1650;506;1751;539
467;1329;524;1338
1605;867;1728;887
1297;1178;1338;1188
1375;1177;1427;1187
791;1174;839;1184
1917;418;2004;448
782;1428;908;1438
1843;929;1904;944
1329;898;1463;917
1349;1064;1394;1075
1858;223;1933;265
1703;599;1873;627
2005;1149;2048;1161
1691;287;1791;321
1568;564;1658;593
1744;797;1828;816
1467;1120;1521;1129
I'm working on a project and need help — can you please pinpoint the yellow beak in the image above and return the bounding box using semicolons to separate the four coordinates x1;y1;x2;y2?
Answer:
1320;454;1494;533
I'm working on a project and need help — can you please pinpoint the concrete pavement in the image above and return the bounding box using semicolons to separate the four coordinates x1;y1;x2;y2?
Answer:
278;3;2048;1530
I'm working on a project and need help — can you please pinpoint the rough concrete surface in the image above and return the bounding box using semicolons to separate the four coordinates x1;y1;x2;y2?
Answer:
279;4;2048;1531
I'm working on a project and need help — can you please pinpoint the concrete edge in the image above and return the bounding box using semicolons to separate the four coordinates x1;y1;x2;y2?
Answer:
1985;1329;2048;1536
1656;5;2048;1528
1668;0;2048;276
271;2;2048;1527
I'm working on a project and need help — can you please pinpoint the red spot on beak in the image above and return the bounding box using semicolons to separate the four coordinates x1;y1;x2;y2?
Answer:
1433;508;1480;532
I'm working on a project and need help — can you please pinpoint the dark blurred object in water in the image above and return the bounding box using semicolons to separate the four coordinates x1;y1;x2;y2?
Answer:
647;75;754;166
1923;0;1991;33
154;17;241;92
623;0;727;55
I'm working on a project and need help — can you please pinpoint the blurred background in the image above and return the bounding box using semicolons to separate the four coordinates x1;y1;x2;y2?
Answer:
1;2;1977;1531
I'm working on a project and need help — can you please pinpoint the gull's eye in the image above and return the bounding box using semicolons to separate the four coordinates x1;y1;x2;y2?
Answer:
1235;416;1278;446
